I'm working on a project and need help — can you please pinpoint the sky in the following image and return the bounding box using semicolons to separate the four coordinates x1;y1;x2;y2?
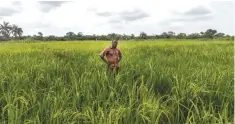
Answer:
0;0;234;36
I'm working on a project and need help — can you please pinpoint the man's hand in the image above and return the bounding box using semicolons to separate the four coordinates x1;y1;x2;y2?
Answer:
100;55;108;64
118;56;122;62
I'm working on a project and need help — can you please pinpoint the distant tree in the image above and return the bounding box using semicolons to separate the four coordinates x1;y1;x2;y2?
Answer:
33;35;37;40
204;29;217;39
107;33;116;40
2;21;232;41
111;33;116;39
200;32;204;36
17;27;23;39
140;32;147;39
177;33;186;39
199;32;205;38
0;36;9;41
117;34;122;40
161;32;169;39
99;35;109;40
215;32;225;37
147;34;155;39
38;32;43;37
47;35;56;41
22;35;31;40
224;35;233;40
187;33;200;39
38;32;43;40
66;32;76;37
77;32;83;37
65;31;76;40
155;34;161;39
11;24;18;38
131;34;135;39
76;32;84;40
92;34;97;40
122;34;128;40
167;31;175;38
0;21;12;38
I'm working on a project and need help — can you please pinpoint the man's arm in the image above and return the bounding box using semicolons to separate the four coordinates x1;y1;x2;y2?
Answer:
100;55;108;64
118;56;122;62
99;48;108;64
118;49;122;62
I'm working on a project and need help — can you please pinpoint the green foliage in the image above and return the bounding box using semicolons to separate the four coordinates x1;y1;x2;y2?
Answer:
0;21;234;42
0;22;23;40
139;32;147;39
204;29;217;39
0;40;233;123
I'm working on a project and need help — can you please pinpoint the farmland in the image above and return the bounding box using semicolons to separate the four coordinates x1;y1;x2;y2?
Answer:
0;40;233;124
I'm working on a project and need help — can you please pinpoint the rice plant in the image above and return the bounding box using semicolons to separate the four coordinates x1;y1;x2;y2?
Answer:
0;40;233;124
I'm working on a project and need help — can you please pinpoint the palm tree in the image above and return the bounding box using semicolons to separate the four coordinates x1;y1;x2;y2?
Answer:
0;21;12;38
10;24;23;39
11;24;18;38
17;27;23;39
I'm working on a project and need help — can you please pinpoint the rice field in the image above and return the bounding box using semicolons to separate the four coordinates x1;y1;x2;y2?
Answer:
0;40;234;124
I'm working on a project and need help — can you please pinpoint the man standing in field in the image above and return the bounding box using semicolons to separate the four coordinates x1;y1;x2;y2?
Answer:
99;39;122;74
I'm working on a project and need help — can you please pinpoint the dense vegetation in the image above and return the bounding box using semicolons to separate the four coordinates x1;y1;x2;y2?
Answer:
0;40;233;123
0;21;234;41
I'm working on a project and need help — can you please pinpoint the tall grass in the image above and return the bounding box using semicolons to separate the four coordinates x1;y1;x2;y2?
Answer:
0;40;233;124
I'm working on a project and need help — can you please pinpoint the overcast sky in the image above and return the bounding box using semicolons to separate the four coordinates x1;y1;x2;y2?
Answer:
0;0;234;36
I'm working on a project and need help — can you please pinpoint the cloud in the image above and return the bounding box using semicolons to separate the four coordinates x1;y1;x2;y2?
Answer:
12;1;22;6
160;5;214;27
96;9;149;26
89;8;113;17
96;9;149;22
0;1;23;17
37;1;70;12
184;5;213;16
20;21;66;36
119;9;149;22
87;8;97;12
96;12;112;17
174;14;213;22
38;1;68;7
160;15;213;28
108;19;121;24
177;5;213;22
112;24;124;29
0;7;21;17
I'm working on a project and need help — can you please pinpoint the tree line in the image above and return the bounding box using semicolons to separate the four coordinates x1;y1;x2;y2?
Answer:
0;21;234;41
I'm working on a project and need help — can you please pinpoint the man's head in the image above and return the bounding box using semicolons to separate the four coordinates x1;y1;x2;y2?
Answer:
111;39;118;48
